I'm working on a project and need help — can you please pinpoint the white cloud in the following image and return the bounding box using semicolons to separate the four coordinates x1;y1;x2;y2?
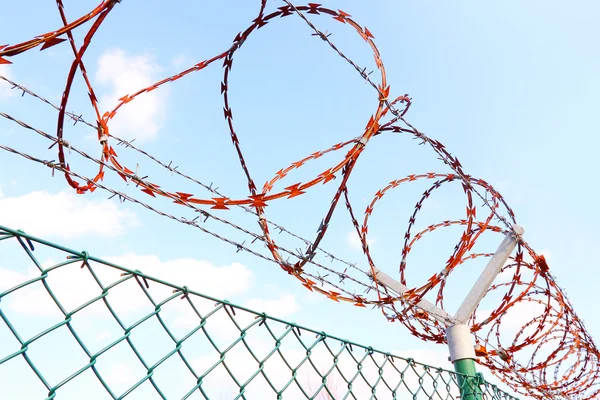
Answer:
394;347;452;370
495;300;546;332
171;55;187;69
244;294;300;319
0;65;16;102
105;254;254;300
0;254;254;319
0;190;139;239
186;340;453;399
96;49;166;142
347;230;376;251
0;261;84;317
0;266;37;292
170;293;299;345
188;340;341;399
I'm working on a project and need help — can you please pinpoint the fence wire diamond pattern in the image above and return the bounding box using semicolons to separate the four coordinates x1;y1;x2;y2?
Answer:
0;225;518;400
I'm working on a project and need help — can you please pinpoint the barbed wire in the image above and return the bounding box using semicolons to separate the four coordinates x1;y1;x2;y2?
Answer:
0;143;381;302
1;1;599;398
0;117;378;304
0;74;369;280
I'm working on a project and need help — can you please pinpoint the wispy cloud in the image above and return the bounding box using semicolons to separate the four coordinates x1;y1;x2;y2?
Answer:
346;230;376;251
171;55;188;69
0;190;139;239
96;49;166;143
0;254;254;319
105;254;254;300
244;294;300;319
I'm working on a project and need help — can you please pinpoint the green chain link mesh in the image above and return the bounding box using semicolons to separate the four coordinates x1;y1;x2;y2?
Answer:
0;225;519;400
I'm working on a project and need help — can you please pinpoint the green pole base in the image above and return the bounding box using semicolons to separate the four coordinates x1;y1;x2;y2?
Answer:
453;358;484;400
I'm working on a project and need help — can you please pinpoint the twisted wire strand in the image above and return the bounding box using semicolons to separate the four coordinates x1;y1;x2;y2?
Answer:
0;74;369;279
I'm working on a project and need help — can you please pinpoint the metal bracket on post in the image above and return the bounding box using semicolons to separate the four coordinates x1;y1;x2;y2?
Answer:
374;225;523;400
453;225;524;324
371;267;452;325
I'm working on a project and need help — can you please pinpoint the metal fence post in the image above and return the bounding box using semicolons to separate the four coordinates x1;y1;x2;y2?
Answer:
448;226;523;400
447;324;483;400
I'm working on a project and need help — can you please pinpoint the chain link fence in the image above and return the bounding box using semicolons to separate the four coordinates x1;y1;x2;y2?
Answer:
0;225;518;400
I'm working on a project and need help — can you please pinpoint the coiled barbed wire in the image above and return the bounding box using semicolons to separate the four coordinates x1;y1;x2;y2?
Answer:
1;1;599;398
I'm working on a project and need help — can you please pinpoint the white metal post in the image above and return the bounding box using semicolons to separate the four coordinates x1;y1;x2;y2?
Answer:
373;226;524;399
453;225;523;324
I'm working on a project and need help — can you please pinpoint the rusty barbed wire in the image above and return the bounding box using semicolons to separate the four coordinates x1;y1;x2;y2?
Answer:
1;1;599;398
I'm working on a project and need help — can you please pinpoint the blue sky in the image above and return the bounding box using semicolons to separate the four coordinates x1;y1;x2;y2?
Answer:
1;0;599;398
